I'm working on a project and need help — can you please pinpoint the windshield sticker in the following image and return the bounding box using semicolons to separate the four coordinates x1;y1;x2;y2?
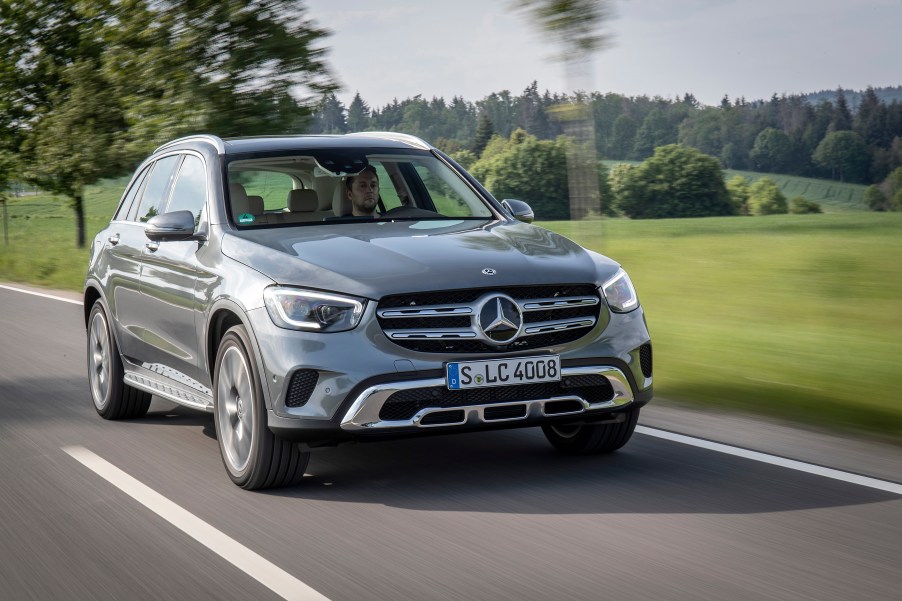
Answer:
238;213;255;224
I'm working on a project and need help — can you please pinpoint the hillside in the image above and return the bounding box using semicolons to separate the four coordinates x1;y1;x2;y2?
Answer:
601;161;869;213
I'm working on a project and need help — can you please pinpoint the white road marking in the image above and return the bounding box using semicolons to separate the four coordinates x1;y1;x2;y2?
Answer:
0;283;81;305
637;426;902;496
62;446;331;601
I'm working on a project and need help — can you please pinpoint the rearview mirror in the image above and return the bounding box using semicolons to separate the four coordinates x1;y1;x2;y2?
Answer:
501;199;534;223
145;210;199;241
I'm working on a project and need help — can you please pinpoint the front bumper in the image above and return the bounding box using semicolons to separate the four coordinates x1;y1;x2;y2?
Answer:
249;303;653;442
340;364;634;430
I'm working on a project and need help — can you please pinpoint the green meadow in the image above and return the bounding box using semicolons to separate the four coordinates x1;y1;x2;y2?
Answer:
546;214;902;438
2;180;900;438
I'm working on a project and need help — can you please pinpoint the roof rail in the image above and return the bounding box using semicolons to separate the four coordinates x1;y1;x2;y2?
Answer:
346;131;432;150
154;134;226;154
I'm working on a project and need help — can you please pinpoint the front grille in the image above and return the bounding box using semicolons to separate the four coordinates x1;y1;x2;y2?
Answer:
285;369;318;407
639;343;653;378
378;374;615;421
377;284;601;354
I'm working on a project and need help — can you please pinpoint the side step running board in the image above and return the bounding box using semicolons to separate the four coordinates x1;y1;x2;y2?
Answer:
123;364;213;413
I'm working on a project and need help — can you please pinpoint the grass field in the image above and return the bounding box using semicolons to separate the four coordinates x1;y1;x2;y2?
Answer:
546;214;902;439
2;179;900;439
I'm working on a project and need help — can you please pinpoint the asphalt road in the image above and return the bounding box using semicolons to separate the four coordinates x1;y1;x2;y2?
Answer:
1;285;901;601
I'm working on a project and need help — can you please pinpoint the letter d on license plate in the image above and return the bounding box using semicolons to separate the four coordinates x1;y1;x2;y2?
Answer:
446;355;560;390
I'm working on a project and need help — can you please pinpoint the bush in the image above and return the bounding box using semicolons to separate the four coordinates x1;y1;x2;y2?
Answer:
864;184;889;211
748;177;788;215
789;197;823;214
613;144;735;219
726;175;751;215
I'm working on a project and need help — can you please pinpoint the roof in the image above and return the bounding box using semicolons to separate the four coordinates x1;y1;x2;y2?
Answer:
154;132;432;156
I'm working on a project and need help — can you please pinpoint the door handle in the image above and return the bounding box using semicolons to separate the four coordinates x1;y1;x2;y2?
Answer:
108;234;120;246
145;241;159;253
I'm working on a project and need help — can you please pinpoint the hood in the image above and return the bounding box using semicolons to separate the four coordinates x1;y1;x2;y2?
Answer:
221;219;619;299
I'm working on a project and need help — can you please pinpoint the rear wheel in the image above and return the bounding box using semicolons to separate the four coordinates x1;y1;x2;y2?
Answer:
542;408;640;455
87;301;151;419
213;325;309;490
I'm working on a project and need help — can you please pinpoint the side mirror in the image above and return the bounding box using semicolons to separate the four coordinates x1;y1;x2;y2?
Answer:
145;210;199;241
501;199;534;223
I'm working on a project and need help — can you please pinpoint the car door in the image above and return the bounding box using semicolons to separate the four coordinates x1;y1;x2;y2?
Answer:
106;156;179;361
137;153;210;387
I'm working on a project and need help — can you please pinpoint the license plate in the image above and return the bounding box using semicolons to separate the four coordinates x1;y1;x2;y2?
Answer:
446;355;560;390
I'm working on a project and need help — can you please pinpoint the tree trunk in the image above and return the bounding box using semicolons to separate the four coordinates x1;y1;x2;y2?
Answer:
74;192;86;248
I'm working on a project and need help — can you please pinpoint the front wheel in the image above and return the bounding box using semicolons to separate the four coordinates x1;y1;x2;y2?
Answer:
542;408;640;455
87;301;151;420
213;325;309;490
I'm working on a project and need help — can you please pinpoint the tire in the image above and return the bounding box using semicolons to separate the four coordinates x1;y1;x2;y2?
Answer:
87;301;152;420
542;408;640;455
213;325;310;490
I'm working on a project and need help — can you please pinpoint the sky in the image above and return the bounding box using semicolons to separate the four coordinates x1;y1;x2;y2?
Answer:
302;0;901;109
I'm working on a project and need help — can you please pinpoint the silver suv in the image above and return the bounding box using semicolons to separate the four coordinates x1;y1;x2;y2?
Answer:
84;133;653;489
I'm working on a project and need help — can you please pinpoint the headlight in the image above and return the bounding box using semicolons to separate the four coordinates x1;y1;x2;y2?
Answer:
602;269;639;313
264;287;366;332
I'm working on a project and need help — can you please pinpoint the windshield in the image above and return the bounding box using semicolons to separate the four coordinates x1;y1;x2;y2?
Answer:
226;150;495;228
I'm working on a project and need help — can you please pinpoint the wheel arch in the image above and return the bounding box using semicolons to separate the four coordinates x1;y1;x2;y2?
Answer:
83;283;103;328
205;299;274;411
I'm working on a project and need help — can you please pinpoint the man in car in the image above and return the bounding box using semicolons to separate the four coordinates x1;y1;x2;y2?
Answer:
345;165;379;217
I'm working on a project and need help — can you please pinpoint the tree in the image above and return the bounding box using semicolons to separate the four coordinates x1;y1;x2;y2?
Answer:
747;178;788;215
0;0;336;247
854;87;887;147
487;134;571;219
609;115;637;160
20;62;128;247
472;113;497;156
311;93;348;134
347;93;371;132
749;127;793;173
632;108;676;159
613;144;734;219
813;131;870;182
828;88;853;132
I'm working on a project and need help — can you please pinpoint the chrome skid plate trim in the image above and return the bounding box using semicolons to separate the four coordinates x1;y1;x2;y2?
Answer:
340;365;634;431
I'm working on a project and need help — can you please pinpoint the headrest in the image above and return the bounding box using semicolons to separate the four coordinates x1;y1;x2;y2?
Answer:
288;189;319;212
332;179;352;216
232;189;263;217
229;182;248;201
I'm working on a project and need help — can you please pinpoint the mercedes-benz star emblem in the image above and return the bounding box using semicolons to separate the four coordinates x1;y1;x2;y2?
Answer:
477;295;522;344
481;268;496;276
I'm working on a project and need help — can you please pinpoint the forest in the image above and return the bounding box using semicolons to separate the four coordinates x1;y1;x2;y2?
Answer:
307;84;902;187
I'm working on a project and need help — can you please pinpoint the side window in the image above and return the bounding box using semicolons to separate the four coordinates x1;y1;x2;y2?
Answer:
133;155;181;223
414;164;475;216
114;167;150;221
166;155;207;229
373;163;403;211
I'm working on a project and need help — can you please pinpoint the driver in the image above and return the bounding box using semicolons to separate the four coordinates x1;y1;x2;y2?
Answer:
345;165;379;217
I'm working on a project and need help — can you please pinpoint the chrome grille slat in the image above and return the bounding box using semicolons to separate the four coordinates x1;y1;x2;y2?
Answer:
377;305;473;318
520;296;599;311
387;330;477;339
523;318;596;335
